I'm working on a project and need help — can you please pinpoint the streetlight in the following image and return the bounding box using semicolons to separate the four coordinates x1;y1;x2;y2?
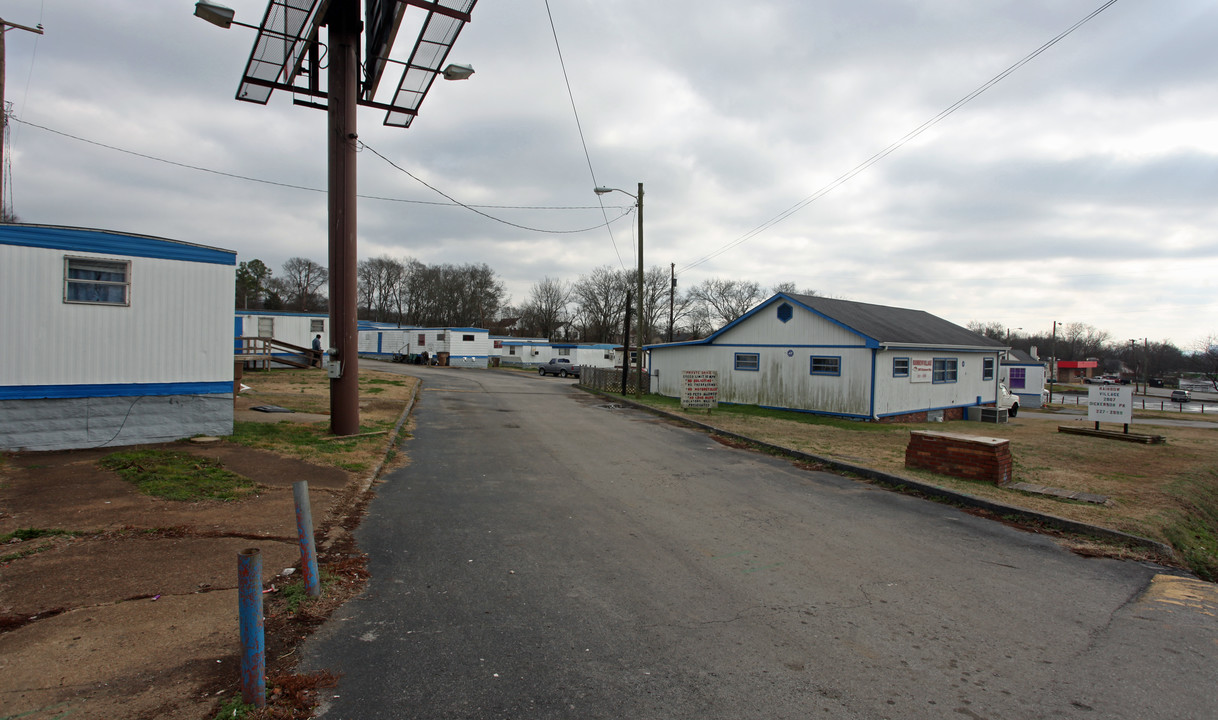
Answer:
595;182;644;398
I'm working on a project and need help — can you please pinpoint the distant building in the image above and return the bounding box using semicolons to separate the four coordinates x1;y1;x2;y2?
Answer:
1000;349;1048;408
2;224;236;451
647;293;1005;422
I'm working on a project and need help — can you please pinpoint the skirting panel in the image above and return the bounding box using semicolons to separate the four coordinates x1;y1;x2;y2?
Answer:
0;394;234;452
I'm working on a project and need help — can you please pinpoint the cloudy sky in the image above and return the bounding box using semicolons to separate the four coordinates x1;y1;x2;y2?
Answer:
5;0;1217;346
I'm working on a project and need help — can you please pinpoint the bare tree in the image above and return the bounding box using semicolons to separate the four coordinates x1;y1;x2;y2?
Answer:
691;278;765;329
1192;334;1218;388
1060;322;1111;361
770;281;820;297
280;257;328;312
357;256;404;322
572;266;630;343
521;277;571;339
966;321;1006;342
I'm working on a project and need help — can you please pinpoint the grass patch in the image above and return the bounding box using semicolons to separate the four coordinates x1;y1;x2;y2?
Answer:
232;368;418;473
0;527;78;543
211;695;258;720
98;450;257;502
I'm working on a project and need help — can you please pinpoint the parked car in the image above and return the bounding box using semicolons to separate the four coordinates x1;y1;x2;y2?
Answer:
998;383;1020;418
1083;377;1111;385
538;358;581;378
1171;389;1191;403
1149;377;1164;388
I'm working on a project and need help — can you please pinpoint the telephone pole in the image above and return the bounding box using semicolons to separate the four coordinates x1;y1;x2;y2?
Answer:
0;17;44;220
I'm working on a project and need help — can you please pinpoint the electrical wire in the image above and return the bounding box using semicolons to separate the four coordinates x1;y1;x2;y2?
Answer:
678;0;1121;275
9;116;627;211
359;139;636;234
543;0;627;269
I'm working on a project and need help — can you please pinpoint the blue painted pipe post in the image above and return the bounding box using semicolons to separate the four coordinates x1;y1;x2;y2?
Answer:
293;480;321;598
237;547;266;707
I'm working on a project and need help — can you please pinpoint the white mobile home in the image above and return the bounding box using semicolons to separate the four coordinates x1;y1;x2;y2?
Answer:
1000;349;1048;409
358;326;490;367
647;294;1006;422
1;224;237;450
236;310;328;366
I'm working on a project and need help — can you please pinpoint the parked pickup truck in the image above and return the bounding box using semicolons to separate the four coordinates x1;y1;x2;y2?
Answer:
538;358;581;378
997;383;1020;418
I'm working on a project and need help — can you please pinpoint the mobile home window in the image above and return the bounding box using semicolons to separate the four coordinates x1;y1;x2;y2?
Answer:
810;356;841;376
64;257;130;306
1010;367;1026;389
558;347;571;356
893;357;910;377
509;346;517;356
735;353;760;371
310;319;325;333
933;358;958;383
258;317;274;338
494;340;503;349
463;334;475;342
417;333;426;346
437;333;446;341
983;357;995;381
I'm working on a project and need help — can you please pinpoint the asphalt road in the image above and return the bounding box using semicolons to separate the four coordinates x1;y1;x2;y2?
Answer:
302;364;1218;719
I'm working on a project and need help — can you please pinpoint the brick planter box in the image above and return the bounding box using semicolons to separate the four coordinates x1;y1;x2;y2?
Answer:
905;431;1012;485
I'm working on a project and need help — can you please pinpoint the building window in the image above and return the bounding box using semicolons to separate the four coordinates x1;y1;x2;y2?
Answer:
735;353;760;371
983;357;995;380
417;333;426;346
64;257;129;306
1010;367;1026;389
776;303;793;323
893;357;910;377
810;356;841;376
310;319;325;333
558;348;571;356
933;358;958;383
493;340;503;349
509;346;517;356
258;317;274;338
437;333;446;341
463;334;475;342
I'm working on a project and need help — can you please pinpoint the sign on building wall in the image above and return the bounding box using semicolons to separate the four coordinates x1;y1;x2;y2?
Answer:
1088;385;1132;424
681;370;719;409
910;359;933;383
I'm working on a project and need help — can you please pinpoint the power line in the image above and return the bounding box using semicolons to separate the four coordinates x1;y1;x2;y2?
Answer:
678;0;1121;275
10;116;628;212
359;139;636;234
544;0;627;269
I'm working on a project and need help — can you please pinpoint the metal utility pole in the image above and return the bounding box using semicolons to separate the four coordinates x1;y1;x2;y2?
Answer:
327;0;360;436
621;290;632;397
635;182;644;397
0;17;44;220
668;262;675;343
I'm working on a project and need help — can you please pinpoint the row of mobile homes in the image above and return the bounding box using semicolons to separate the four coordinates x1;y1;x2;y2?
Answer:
1;224;236;451
492;338;618;369
358;326;491;367
647;293;1006;422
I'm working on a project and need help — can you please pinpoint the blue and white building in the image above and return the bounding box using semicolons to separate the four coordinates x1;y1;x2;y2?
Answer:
1;224;237;451
358;325;490;368
647;293;1006;422
1000;349;1048;409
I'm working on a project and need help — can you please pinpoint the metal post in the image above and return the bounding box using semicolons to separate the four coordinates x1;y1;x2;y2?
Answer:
293;480;321;598
237;548;265;707
0;18;44;220
327;0;360;436
621;290;631;397
668;262;675;343
635;182;644;398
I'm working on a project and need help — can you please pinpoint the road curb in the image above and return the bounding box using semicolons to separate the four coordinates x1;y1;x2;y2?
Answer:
584;388;1175;559
361;378;421;494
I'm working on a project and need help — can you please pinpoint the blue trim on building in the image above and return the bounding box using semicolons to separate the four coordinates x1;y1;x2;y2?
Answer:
1;224;235;265
1;381;233;400
869;349;877;419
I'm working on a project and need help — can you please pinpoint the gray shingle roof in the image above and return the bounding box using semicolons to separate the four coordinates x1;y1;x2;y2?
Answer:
786;294;1005;348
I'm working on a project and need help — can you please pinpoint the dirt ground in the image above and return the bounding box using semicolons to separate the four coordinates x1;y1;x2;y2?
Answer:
0;422;381;719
